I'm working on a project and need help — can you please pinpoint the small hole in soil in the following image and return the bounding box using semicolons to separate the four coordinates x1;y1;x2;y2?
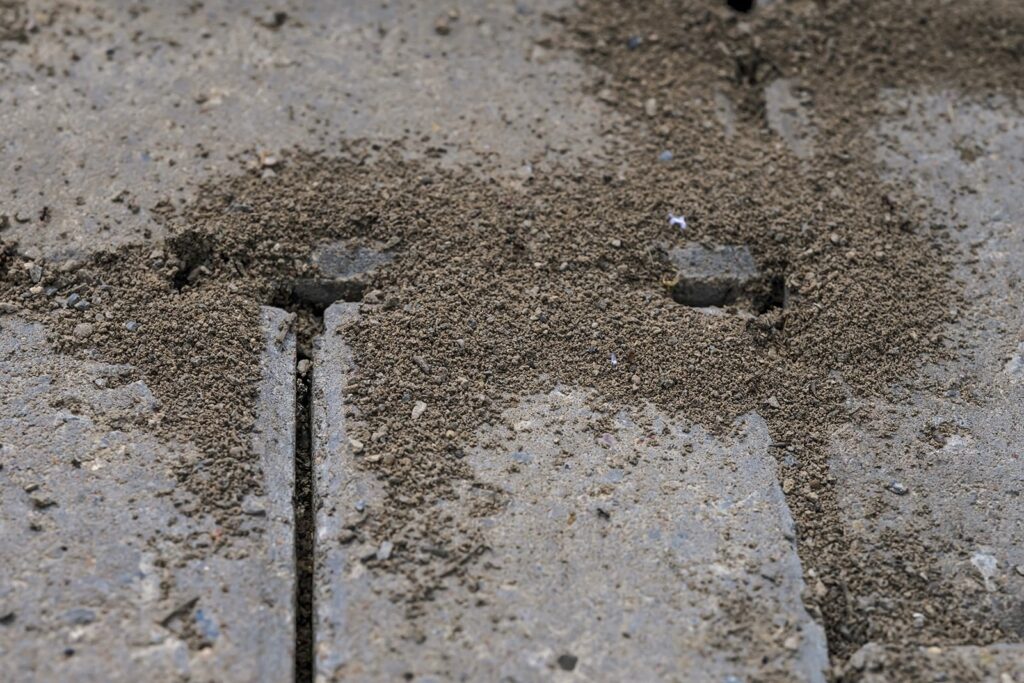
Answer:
753;274;787;315
727;0;755;12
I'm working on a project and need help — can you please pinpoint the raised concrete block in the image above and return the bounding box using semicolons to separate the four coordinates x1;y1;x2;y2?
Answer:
668;242;759;308
312;303;827;682
291;242;392;306
0;306;296;682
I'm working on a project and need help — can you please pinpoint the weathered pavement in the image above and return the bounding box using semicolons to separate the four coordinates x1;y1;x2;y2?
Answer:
312;303;828;681
3;1;1024;681
0;0;612;262
828;93;1024;677
0;307;295;681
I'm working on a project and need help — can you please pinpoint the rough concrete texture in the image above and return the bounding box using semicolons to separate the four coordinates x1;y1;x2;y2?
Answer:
312;303;827;682
0;0;613;262
669;242;759;308
0;306;295;682
828;92;1024;663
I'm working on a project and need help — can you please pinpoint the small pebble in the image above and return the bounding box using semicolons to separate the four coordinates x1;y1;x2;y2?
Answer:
657;150;674;162
411;400;427;420
125;321;141;332
348;437;364;453
887;481;909;496
241;496;267;516
73;323;94;339
376;540;394;561
644;97;658;117
66;293;80;308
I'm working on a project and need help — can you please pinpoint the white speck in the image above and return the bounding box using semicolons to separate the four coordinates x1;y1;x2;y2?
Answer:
377;540;394;561
669;213;687;231
610;352;618;368
411;400;427;420
971;551;998;591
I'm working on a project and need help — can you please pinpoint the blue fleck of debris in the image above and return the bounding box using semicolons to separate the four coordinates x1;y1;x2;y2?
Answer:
194;609;220;642
627;36;642;50
64;608;96;625
658;150;674;162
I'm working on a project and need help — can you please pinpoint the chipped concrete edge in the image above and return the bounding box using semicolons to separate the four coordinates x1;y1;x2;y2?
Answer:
253;305;297;681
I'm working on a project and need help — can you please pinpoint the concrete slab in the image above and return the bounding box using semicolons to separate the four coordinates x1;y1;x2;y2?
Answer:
827;92;1024;652
0;0;613;261
0;306;296;682
312;302;827;682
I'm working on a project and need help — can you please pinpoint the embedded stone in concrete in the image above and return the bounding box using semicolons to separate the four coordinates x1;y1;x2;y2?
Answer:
828;92;1024;650
669;242;759;307
312;301;828;682
291;242;392;305
0;306;296;682
765;78;815;159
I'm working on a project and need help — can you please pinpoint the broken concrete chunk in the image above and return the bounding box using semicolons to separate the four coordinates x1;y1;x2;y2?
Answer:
669;243;759;307
290;242;392;305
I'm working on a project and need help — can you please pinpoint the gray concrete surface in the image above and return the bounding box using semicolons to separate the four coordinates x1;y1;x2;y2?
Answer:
312;302;828;682
827;91;1024;660
0;306;296;682
0;0;614;262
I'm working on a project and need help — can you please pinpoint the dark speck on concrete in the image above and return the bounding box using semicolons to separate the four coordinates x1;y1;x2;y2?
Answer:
557;654;578;671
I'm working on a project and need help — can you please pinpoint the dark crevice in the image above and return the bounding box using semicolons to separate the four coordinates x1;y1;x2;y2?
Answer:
727;0;755;12
293;335;315;683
